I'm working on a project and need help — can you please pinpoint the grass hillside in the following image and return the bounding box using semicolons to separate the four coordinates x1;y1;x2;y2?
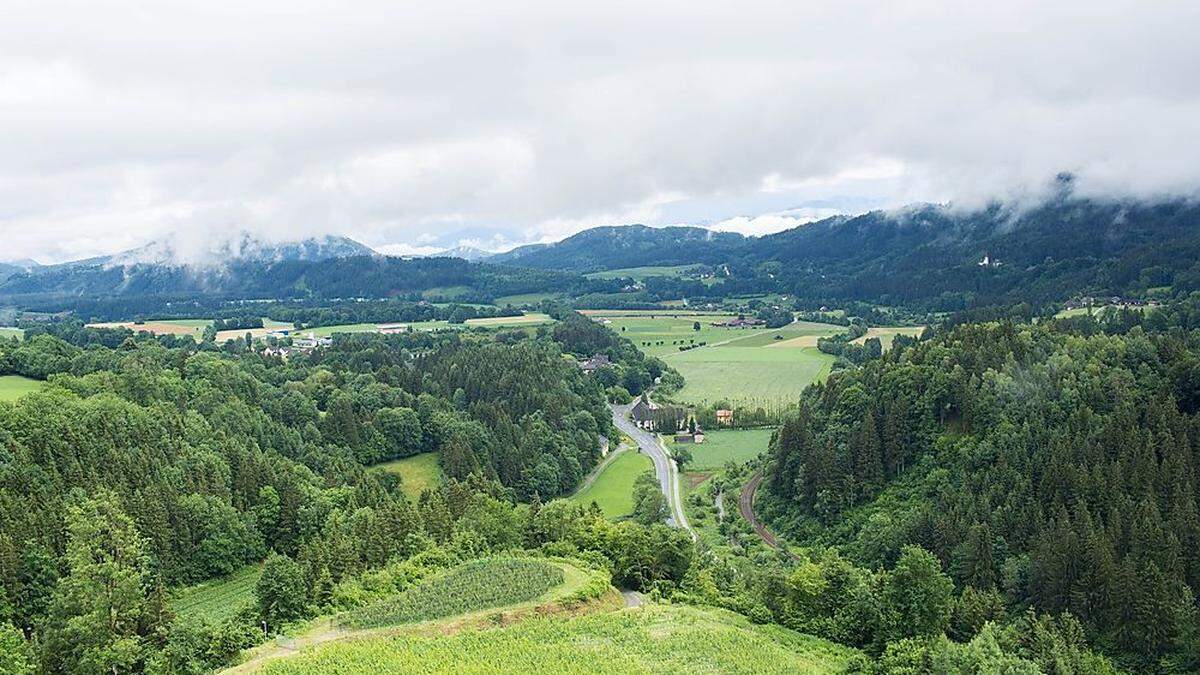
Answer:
262;603;859;674
570;448;652;518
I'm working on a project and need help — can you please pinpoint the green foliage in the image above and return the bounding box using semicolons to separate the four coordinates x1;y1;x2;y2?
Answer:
40;494;159;674
338;558;564;629
265;604;860;674
255;553;309;631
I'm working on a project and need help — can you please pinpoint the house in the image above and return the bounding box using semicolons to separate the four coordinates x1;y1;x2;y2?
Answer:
578;354;611;373
711;317;766;328
630;397;687;431
674;430;706;444
716;409;734;426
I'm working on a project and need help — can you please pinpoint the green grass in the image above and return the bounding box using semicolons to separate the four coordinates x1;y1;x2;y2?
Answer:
170;564;262;623
0;375;43;402
850;326;924;350
676;429;773;470
377;453;443;499
0;327;22;339
304;323;384;337
585;264;703;280
668;345;835;406
570;448;652;519
339;558;565;629
463;313;554;328
265;603;859;674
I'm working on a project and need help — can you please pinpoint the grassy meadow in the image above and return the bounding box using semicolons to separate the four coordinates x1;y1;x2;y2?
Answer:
0;375;43;402
570;448;652;519
170;564;262;623
586;313;843;406
0;327;22;339
494;292;563;306
377;453;443;499
674;428;773;470
263;604;859;674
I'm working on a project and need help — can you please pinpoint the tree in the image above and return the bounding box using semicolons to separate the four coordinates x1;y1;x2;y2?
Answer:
0;623;32;675
672;444;693;471
255;553;309;632
693;321;701;331
884;546;954;640
41;494;158;674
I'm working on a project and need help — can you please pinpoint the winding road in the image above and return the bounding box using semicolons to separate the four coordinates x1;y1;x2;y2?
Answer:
609;402;697;540
739;468;799;559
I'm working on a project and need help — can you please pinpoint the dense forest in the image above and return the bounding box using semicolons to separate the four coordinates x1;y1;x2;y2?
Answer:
0;322;645;671
759;296;1200;671
0;256;581;307
490;195;1200;311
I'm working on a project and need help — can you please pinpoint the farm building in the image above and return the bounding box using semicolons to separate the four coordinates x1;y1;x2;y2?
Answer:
631;397;688;431
716;409;734;426
578;354;611;373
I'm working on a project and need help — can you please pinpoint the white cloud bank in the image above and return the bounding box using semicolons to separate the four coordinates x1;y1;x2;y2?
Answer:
1;1;1198;262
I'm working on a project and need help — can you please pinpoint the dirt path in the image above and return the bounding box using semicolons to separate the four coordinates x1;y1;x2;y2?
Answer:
621;590;645;607
714;491;726;521
739;469;799;560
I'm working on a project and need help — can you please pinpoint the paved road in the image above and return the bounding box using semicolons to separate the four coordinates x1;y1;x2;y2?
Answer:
609;402;696;540
739;469;799;559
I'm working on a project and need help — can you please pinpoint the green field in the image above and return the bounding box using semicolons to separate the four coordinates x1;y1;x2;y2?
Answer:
264;603;858;674
304;323;383;337
0;327;22;339
675;428;773;470
463;312;553;327
590;314;842;405
170;564;262;623
340;558;564;629
420;286;473;300
0;375;43;402
570;448;652;519
585;265;702;281
669;345;835;406
377;453;443;499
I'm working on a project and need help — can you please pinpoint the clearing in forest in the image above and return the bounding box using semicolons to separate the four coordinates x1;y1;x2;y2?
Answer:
376;453;443;499
0;375;43;402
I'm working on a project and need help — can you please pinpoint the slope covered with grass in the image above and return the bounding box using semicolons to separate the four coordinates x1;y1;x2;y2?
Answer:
265;604;859;674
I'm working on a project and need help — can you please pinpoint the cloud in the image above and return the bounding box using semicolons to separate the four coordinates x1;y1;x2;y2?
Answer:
0;1;1197;262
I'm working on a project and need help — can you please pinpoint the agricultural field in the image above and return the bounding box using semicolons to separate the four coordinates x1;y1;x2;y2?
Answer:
215;322;296;343
850;326;924;349
264;603;859;674
673;428;773;471
0;327;24;339
87;318;212;337
376;452;442;499
669;344;835;406
570;448;653;519
463;312;553;327
339;558;565;629
0;375;43;402
170;564;262;623
585;264;703;281
589;313;843;405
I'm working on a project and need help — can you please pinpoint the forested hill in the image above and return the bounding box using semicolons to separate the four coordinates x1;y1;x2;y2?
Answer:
742;198;1200;308
0;255;578;305
759;300;1200;670
490;224;746;271
492;198;1200;309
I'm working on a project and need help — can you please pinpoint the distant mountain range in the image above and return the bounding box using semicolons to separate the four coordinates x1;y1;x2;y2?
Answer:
489;225;744;270
487;197;1200;308
4;196;1199;310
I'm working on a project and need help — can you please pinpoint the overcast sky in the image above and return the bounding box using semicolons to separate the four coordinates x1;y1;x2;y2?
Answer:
2;1;1198;263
